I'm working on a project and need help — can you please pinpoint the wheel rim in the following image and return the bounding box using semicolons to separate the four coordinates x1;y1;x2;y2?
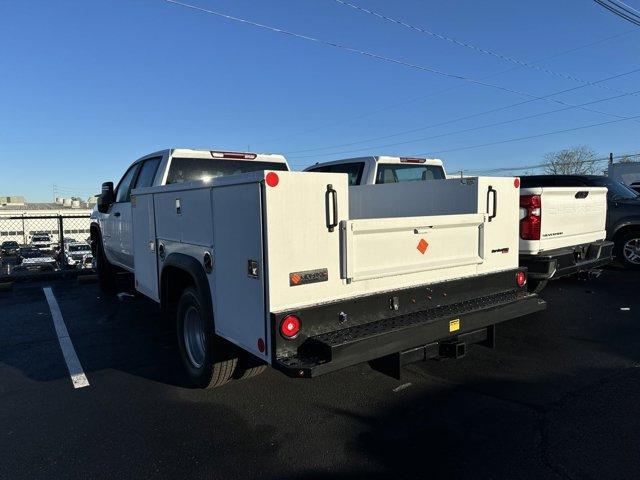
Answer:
623;238;640;265
183;306;206;368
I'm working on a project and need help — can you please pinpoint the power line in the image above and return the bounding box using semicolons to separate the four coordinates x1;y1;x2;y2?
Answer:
285;67;640;157
419;114;640;156
332;0;634;96
287;88;640;160
595;0;640;26
164;0;637;126
460;151;640;174
258;29;636;146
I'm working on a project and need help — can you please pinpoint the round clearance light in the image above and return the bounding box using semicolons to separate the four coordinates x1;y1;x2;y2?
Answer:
266;172;279;187
514;178;521;188
280;315;301;339
516;271;527;287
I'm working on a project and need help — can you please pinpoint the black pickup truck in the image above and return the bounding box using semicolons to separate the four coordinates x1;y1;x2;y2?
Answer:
521;175;640;269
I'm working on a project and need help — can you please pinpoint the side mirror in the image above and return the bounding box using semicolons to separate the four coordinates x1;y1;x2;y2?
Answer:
97;182;115;213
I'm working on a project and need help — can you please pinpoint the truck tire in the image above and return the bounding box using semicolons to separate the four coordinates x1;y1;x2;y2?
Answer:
176;287;237;389
94;232;116;291
527;279;547;294
233;353;267;381
616;230;640;270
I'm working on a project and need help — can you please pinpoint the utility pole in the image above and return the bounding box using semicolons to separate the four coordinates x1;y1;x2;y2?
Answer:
609;152;614;166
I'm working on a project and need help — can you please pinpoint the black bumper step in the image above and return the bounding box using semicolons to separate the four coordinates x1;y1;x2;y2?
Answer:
275;291;544;378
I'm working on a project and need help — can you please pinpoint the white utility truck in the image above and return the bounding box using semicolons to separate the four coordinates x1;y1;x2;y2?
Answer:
92;149;544;388
518;186;613;292
308;156;613;293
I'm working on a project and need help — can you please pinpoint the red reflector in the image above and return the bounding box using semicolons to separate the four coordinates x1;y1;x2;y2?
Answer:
210;151;257;160
280;315;300;339
516;271;527;287
257;338;265;352
400;157;426;163
265;172;279;187
514;178;520;188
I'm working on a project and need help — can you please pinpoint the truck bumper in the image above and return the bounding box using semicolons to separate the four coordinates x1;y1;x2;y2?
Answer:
520;240;614;281
272;269;545;378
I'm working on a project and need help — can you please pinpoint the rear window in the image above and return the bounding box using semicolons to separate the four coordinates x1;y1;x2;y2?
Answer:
166;158;289;184
69;244;91;252
375;164;445;184
306;162;365;186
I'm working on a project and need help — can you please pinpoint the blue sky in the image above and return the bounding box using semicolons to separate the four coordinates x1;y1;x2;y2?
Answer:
1;0;639;201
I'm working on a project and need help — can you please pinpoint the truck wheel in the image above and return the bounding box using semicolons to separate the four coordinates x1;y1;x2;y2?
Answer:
94;233;116;291
176;287;237;389
233;353;267;380
527;279;547;294
617;231;640;270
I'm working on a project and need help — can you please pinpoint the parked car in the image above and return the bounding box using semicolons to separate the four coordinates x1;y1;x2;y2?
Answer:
90;149;544;389
629;182;640;195
14;247;57;273
1;240;20;256
60;241;93;269
29;233;52;251
521;175;640;269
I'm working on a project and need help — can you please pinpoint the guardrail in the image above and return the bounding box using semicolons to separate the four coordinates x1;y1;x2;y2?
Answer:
0;214;93;279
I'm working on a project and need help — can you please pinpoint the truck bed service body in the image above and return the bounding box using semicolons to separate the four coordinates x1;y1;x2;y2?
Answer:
92;149;544;388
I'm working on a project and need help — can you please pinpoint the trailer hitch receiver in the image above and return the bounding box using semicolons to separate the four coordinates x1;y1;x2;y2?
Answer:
439;341;467;359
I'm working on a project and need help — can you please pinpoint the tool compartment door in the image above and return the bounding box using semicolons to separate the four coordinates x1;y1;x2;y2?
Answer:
210;182;268;359
342;213;485;282
131;193;159;302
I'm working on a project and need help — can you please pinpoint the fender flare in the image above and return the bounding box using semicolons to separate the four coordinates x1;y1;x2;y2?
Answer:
611;219;640;239
160;253;213;326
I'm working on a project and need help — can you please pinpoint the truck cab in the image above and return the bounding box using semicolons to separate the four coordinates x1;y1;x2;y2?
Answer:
91;149;290;272
305;156;446;186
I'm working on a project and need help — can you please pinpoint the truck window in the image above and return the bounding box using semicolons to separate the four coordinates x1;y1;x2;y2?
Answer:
375;164;445;184
115;164;140;203
306;162;364;186
134;157;162;189
166;158;288;184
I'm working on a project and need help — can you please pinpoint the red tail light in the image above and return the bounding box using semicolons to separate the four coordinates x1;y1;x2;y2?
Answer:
520;194;541;240
516;270;527;287
280;315;301;339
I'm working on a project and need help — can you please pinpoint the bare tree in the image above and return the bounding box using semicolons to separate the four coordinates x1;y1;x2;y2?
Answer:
543;146;599;175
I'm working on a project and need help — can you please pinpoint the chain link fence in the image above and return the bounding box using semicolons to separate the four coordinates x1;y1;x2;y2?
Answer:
0;215;93;278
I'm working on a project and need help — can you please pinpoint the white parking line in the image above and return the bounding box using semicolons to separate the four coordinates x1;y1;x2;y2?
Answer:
43;287;90;389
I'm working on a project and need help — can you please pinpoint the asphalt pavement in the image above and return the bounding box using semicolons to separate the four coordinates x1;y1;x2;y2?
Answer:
0;267;638;479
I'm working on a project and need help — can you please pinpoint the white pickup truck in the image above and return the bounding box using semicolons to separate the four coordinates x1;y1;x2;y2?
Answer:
91;149;544;388
518;186;614;292
307;156;613;292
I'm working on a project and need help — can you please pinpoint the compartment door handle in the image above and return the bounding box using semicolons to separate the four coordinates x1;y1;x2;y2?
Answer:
325;184;338;232
487;186;497;222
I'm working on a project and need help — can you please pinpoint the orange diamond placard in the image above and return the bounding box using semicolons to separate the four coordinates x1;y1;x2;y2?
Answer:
417;238;429;254
290;273;302;285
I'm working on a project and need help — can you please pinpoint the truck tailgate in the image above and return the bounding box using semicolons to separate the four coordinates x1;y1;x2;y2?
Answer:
341;213;484;282
521;187;607;253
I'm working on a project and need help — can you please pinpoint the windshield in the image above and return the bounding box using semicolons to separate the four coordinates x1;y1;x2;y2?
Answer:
588;177;639;199
20;249;42;258
375;163;446;184
166;157;289;184
2;241;18;247
32;236;49;242
69;244;91;252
